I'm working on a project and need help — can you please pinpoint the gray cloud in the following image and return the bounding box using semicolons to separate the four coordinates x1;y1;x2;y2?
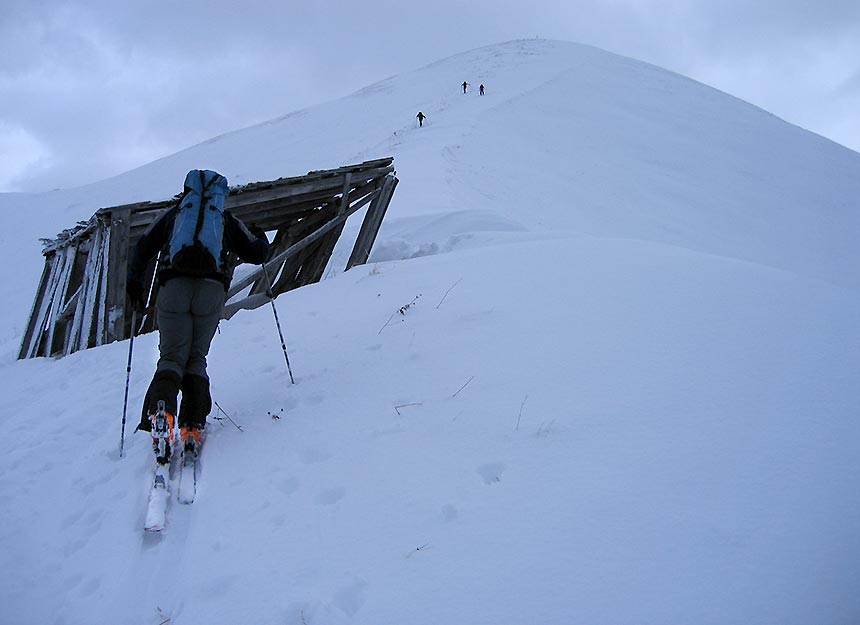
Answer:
1;0;858;191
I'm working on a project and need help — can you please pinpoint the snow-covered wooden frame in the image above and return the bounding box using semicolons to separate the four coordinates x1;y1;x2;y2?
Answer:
19;158;397;359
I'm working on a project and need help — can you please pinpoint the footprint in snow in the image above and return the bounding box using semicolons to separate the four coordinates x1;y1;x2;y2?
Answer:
477;462;505;485
315;487;345;505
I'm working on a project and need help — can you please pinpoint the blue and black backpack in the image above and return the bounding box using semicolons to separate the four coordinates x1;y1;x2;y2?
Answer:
169;169;228;275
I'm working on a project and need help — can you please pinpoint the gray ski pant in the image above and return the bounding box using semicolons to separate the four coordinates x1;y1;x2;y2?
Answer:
155;277;226;380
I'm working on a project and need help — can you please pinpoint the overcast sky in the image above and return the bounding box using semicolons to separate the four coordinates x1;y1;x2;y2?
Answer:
1;0;858;193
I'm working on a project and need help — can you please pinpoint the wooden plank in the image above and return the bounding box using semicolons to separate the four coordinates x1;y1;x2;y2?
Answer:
18;259;53;359
72;223;108;353
225;165;393;210
32;253;66;357
298;224;345;287
226;177;349;210
272;243;318;294
248;206;338;297
233;196;332;220
237;202;339;298
137;250;163;336
45;246;76;356
346;174;399;270
96;226;111;346
337;173;352;216
346;180;386;270
233;159;392;195
55;246;79;355
247;222;308;297
225;188;377;300
69;225;101;353
80;225;107;350
61;284;83;355
129;204;174;230
58;285;82;321
27;253;63;357
305;157;394;177
105;207;132;343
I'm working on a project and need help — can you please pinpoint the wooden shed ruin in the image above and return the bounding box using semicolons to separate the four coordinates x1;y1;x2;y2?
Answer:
19;158;398;360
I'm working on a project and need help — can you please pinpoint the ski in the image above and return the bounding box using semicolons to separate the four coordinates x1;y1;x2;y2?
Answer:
143;400;174;532
177;452;197;504
177;431;203;504
144;461;170;532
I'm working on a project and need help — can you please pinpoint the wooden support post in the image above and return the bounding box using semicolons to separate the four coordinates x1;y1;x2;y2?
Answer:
44;246;76;356
18;258;53;359
337;173;352;216
70;225;104;353
346;174;398;270
95;227;111;346
104;207;132;344
81;224;109;352
296;224;345;287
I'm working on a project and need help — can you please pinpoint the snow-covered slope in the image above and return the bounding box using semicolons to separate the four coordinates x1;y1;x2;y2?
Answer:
1;39;859;625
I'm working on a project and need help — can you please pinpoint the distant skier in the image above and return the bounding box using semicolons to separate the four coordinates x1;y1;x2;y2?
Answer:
417;111;426;127
126;169;269;463
462;81;469;94
479;84;485;96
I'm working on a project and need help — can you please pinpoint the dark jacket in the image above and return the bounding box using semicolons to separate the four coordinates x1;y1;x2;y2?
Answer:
128;205;269;291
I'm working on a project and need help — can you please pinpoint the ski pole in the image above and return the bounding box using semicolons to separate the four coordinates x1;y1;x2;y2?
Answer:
261;262;295;384
119;309;138;458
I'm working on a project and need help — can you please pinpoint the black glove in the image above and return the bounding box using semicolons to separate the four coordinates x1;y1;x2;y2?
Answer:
248;223;266;239
126;280;145;311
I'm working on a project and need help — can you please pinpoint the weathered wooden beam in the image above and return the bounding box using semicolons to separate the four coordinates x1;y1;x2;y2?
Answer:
81;226;108;350
18;257;53;359
298;224;345;287
247;205;338;297
32;253;66;357
337;173;352;216
125;199;176;227
235;158;393;193
346;174;399;270
225;187;378;300
45;246;76;356
226;178;346;210
226;165;393;210
136;251;163;336
305;157;394;177
246;215;319;297
272;242;318;295
58;285;82;321
95;226;111;346
69;224;104;354
105;207;132;344
229;194;336;225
